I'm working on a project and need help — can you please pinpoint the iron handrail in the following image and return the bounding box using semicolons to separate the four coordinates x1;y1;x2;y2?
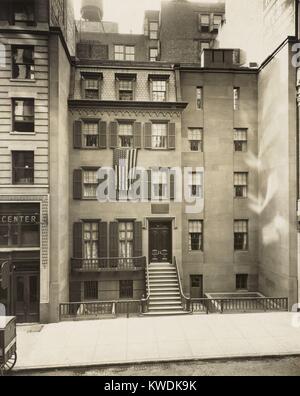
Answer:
173;256;191;312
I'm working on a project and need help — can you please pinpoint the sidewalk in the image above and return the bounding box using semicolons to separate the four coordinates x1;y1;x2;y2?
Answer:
15;312;300;371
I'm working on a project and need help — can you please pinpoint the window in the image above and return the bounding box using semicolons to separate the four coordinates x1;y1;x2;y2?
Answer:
149;21;159;39
114;45;135;61
188;128;203;152
236;274;248;290
234;129;247;152
0;222;39;248
13;1;35;26
150;48;158;62
199;14;210;32
118;79;134;101
189;220;203;251
213;14;222;30
83;76;100;99
196;87;203;110
119;222;134;258
13;99;34;132
82;121;99;148
188;171;203;198
12;46;34;80
234;220;248;251
83;222;99;259
84;281;98;300
152;169;168;200
152;80;167;102
152;123;167;149
119;280;133;299
119;123;133;148
83;169;98;199
12;151;34;185
233;87;240;110
234;172;248;198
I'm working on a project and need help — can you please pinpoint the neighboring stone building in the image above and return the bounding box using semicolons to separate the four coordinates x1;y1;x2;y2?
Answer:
0;0;299;323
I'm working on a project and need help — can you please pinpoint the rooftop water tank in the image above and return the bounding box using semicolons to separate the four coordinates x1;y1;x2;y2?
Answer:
81;0;103;22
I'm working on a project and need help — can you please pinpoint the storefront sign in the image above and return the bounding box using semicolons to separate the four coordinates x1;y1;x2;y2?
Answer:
0;215;40;225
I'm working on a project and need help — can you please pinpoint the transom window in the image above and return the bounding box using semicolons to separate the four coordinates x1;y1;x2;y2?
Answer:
119;280;133;299
119;222;133;258
234;129;247;152
149;21;159;39
152;80;167;102
188;171;203;198
83;170;98;199
12;151;34;185
189;220;203;251
114;45;135;61
234;220;248;251
188;128;203;152
152;123;167;149
119;79;134;101
13;98;34;133
234;172;248;198
119;123;133;148
83;222;99;259
13;1;35;26
12;46;34;80
82;122;99;148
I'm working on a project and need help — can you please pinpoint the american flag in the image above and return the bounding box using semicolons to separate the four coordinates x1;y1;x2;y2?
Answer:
113;148;138;192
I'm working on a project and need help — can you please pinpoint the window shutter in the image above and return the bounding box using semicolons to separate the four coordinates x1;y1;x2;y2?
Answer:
35;0;49;23
99;121;107;149
115;79;120;100
144;122;152;149
81;76;85;99
69;281;81;303
133;122;142;149
73;169;83;200
110;121;118;148
170;173;175;201
98;221;108;258
73;121;82;149
133;222;143;257
168;123;176;149
73;222;83;258
109;222;119;258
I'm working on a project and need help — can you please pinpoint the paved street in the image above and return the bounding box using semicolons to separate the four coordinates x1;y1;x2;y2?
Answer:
12;356;300;376
14;312;300;372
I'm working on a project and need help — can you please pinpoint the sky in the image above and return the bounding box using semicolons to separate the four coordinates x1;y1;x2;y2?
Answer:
74;0;222;34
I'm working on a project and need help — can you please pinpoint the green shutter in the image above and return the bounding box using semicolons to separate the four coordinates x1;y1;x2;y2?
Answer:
109;222;119;257
168;123;176;149
73;121;82;149
73;222;83;258
133;222;143;257
144;122;152;149
133;122;142;149
110;121;118;148
99;121;107;149
73;169;83;200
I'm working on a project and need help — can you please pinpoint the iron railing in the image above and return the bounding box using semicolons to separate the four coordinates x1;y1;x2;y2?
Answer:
71;256;146;272
173;256;192;312
190;297;289;314
59;299;143;321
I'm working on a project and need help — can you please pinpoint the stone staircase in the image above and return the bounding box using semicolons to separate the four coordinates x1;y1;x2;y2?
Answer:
143;262;187;316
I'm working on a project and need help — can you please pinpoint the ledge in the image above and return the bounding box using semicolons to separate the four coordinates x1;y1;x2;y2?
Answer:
68;99;188;110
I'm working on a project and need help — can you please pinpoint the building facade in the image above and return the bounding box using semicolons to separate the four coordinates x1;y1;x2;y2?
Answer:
0;0;299;323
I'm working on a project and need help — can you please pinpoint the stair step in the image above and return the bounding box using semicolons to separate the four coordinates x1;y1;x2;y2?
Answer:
148;306;183;311
149;275;178;280
149;270;177;274
151;292;181;296
143;311;188;316
150;295;181;300
149;279;179;283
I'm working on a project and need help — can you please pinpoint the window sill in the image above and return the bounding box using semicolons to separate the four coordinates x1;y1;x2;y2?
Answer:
10;131;36;135
10;79;36;83
0;247;40;252
2;185;49;188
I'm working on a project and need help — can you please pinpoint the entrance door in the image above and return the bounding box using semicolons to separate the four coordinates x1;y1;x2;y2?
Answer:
14;272;39;323
149;221;172;262
190;275;203;298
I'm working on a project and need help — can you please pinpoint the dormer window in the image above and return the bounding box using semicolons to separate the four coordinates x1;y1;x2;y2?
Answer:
116;74;136;101
149;75;170;102
12;0;35;26
81;73;102;100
